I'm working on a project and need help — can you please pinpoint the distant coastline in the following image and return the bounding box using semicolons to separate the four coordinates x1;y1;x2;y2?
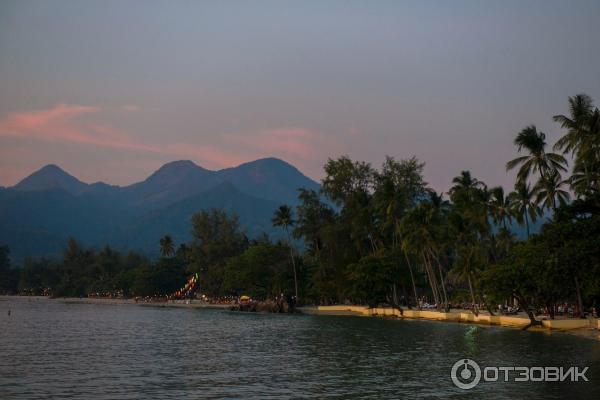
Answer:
3;296;599;341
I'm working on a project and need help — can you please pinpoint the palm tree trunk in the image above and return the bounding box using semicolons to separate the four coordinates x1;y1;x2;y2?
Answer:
525;211;530;238
574;275;584;318
429;249;449;312
467;274;478;316
285;227;299;301
436;260;449;312
421;252;439;309
392;283;403;315
514;291;540;330
426;254;443;311
404;252;419;310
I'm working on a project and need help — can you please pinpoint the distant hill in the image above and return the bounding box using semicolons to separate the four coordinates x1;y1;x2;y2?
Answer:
12;164;90;194
0;158;320;262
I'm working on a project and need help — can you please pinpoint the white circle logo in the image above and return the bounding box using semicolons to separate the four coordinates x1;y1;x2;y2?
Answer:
451;359;481;390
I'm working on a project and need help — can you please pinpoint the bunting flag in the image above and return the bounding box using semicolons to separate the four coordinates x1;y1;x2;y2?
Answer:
170;273;200;300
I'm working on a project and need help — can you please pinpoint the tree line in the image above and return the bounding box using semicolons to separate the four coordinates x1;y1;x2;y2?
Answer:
0;209;297;300
0;94;599;323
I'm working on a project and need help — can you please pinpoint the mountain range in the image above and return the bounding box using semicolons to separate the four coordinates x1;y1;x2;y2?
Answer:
0;158;320;263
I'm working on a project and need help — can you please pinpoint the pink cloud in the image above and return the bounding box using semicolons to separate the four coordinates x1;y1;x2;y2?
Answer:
0;104;252;171
0;104;97;141
0;103;144;150
0;104;338;182
164;143;245;168
224;127;338;161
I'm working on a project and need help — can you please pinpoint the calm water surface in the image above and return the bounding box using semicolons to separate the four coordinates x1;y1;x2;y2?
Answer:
1;297;599;399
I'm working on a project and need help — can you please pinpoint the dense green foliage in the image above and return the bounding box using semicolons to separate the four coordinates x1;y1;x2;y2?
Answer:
8;239;186;298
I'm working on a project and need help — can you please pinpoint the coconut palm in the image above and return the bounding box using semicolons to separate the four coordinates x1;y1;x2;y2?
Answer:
159;235;175;257
506;125;567;184
449;171;484;194
553;94;595;155
508;182;539;238
448;211;484;316
570;145;600;195
488;186;513;230
374;157;427;308
272;204;298;300
399;191;450;311
399;205;441;310
449;171;490;240
553;94;600;195
535;169;570;211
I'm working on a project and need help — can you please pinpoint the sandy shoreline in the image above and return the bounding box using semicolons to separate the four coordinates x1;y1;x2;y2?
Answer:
303;304;600;341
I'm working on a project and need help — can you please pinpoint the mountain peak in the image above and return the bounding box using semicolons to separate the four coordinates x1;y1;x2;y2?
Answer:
239;157;294;168
159;160;202;171
12;164;88;194
218;157;319;204
131;160;214;199
145;160;209;182
40;163;65;172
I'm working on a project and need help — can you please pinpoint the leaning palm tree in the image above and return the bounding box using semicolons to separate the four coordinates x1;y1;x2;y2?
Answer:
508;182;539;238
399;192;450;312
448;212;483;316
159;235;175;257
535;169;570;212
506;125;567;183
272;205;298;300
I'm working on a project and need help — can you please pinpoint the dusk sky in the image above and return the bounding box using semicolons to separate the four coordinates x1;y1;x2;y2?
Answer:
1;0;599;191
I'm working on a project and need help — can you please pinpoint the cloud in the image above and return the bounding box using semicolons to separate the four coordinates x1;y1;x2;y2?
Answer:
164;143;245;169
0;103;153;151
0;104;338;181
0;104;195;157
224;127;339;163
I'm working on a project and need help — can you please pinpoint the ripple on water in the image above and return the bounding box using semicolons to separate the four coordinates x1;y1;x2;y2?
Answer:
1;297;599;399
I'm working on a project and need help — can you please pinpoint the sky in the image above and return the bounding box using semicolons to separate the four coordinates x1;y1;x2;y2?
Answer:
1;0;599;191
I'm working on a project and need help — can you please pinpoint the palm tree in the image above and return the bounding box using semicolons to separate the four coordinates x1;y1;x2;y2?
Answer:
506;125;567;183
570;145;600;195
535;169;570;212
450;171;484;193
373;157;426;309
553;94;600;195
449;171;488;221
272;205;298;300
399;192;450;312
159;235;175;257
448;212;483;316
488;186;513;230
553;94;595;155
508;182;539;238
400;205;442;311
